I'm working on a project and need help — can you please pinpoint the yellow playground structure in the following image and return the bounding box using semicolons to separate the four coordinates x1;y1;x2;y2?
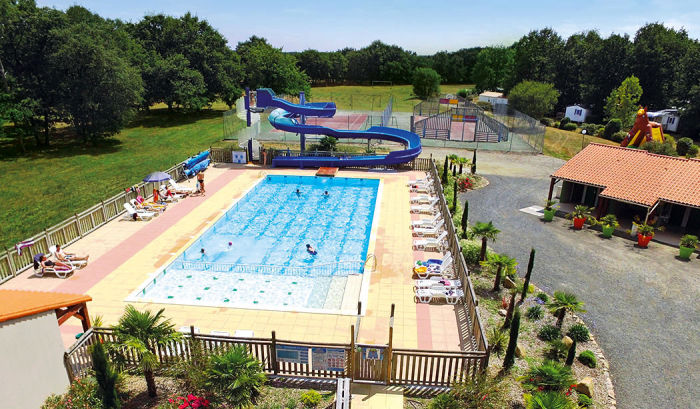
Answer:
621;106;665;148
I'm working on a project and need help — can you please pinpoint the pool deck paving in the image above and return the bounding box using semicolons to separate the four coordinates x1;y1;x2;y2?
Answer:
5;164;466;352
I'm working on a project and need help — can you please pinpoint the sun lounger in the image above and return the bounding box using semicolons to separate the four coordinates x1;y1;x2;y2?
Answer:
410;199;439;214
169;178;195;193
414;277;462;290
409;183;435;194
412;219;445;237
413;231;448;252
410;214;442;229
410;194;437;204
33;257;75;279
130;199;165;213
414;251;451;268
48;245;87;269
159;187;186;202
123;203;156;221
406;175;433;186
415;286;464;304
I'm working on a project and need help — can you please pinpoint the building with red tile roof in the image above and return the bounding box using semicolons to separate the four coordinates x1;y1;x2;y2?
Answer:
549;143;700;228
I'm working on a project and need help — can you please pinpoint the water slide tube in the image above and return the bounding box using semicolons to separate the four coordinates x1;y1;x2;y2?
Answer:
183;151;210;170
254;89;422;167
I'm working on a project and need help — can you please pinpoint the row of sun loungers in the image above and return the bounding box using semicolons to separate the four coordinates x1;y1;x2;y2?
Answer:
122;179;197;221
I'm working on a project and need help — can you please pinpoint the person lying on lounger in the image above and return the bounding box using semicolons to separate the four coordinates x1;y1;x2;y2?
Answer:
55;244;89;262
40;254;71;270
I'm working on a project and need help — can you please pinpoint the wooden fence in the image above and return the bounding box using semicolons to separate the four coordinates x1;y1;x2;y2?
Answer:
0;163;185;284
65;327;487;387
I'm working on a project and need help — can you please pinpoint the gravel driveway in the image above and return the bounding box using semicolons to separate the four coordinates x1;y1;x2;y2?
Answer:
431;150;700;409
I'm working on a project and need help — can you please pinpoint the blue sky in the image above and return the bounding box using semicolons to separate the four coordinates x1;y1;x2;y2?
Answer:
38;0;700;54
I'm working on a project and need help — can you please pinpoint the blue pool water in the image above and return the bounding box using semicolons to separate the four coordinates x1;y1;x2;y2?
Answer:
133;175;380;311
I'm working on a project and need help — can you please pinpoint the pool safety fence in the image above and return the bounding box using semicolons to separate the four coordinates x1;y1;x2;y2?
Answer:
166;259;366;277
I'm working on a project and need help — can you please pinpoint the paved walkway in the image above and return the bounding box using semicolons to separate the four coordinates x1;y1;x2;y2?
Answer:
351;384;404;409
4;165;469;352
458;150;700;409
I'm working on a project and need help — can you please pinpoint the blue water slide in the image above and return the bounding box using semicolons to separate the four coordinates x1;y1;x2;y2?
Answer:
256;88;336;118
254;89;422;168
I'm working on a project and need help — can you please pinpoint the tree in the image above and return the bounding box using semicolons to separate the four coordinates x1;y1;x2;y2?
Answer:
547;291;586;327
452;180;457;213
508;81;560;119
513;28;564;86
90;341;121;408
472;46;515;92
520;248;535;302
442;155;448;185
554;31;602;110
582;33;633;118
605;76;643;128
503;309;521;370
296;49;331;84
504;290;517;328
565;339;577;366
471;150;477;174
604;119;623;139
205;345;267;407
677;42;700;138
108;305;181;398
461;200;469;235
470;221;500;262
236;36;310;96
480;253;516;292
412;67;440;99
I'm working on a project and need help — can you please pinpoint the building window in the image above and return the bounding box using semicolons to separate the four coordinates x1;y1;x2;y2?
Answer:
667;117;676;125
574;109;582;116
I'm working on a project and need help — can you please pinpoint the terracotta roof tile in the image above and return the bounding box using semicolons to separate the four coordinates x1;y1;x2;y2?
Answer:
0;290;91;323
551;143;700;208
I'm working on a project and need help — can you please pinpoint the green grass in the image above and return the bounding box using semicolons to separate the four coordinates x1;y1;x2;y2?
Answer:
544;127;619;160
309;84;474;112
0;107;245;249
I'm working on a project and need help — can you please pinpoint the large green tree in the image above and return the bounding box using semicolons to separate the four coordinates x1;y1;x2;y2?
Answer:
471;46;515;92
605;76;643;128
581;33;634;118
412;67;441;99
677;41;700;138
236;36;310;96
508;81;560;119
513;28;564;85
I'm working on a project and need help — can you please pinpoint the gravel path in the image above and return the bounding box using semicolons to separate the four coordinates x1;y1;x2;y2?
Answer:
445;150;700;409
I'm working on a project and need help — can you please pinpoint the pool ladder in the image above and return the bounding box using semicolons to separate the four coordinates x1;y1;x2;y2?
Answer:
365;253;377;272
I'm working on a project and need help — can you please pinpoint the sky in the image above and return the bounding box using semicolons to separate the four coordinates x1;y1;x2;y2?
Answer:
37;0;700;54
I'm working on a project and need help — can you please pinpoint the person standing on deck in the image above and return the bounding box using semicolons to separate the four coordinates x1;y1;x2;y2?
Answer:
197;170;205;196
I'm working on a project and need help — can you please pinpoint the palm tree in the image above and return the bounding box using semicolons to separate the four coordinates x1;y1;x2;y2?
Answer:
108;305;181;398
470;221;500;261
547;291;586;327
480;253;517;291
205;345;267;407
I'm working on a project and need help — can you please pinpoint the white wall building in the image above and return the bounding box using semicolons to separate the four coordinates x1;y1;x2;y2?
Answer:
564;105;590;123
648;109;680;132
478;91;508;105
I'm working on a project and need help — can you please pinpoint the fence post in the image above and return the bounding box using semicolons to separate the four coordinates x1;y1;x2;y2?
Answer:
100;200;107;222
64;352;75;382
349;325;355;381
6;248;17;277
44;228;51;248
385;304;395;385
74;214;82;238
271;331;279;375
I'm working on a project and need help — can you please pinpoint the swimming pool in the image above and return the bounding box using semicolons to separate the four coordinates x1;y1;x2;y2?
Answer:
130;175;380;313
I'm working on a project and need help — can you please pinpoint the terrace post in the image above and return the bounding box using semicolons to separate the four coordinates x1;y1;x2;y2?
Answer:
547;178;556;202
74;214;83;238
349;325;355;381
6;248;17;277
271;331;279;375
385;304;395;385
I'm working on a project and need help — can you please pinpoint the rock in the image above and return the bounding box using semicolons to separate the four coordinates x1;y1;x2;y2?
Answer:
562;336;573;348
503;277;516;288
577;377;594;398
515;344;526;358
498;309;507;316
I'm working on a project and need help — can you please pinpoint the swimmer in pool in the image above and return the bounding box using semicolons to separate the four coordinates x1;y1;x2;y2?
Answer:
323;190;329;196
295;189;301;196
306;244;317;255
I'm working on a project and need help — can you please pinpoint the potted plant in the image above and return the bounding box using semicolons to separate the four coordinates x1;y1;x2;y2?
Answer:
543;200;558;221
679;234;698;259
598;214;619;238
566;205;592;230
636;223;655;247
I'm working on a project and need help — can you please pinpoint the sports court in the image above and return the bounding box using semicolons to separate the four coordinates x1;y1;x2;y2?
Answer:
270;113;368;132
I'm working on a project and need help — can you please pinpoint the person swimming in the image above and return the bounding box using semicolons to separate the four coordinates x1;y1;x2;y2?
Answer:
306;244;317;255
323;190;329;196
295;189;301;196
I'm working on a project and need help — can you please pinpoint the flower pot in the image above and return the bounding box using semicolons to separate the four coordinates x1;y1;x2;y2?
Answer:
679;246;695;260
543;208;556;221
637;234;653;248
573;217;586;230
602;225;615;238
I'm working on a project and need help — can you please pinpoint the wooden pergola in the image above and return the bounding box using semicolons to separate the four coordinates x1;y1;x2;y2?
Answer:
0;290;92;331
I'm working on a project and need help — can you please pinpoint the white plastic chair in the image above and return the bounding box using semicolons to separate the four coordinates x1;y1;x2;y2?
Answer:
413;231;448;252
48;245;87;269
410;214;442;230
413;219;445;237
414;277;462;290
415;286;464;304
410;194;437;204
169;178;195;193
34;261;75;279
414;251;452;268
123;203;156;221
415;256;454;278
410;198;439;214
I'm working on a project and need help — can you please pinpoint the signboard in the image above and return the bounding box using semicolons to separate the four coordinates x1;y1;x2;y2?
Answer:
276;345;308;365
312;348;346;372
364;347;383;361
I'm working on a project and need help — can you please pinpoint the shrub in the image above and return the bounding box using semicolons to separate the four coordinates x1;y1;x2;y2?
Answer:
540;117;554;127
452;374;505;408
536;292;549;303
596;127;605;138
524;391;574;409
546;339;569;361
538;324;562;342
460;240;482;266
428;393;460;409
561;123;578;131
604;119;622;139
578;350;597;368
318;136;337;151
526;305;544;320
581;123;598;136
300;390;322;408
285;399;298;409
553;121;560;128
89;341;121;409
676;137;694;156
165;395;211;409
640;140;677;156
680;234;699;249
204;345;267;407
688;144;699;158
42;378;103;409
559;117;571;128
578;394;593;407
566;323;590;342
412;67;441;99
457;88;469;98
610;131;627;143
487;327;508;357
522;360;576;392
476;101;492;111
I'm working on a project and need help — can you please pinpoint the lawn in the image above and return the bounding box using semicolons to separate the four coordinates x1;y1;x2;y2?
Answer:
543;127;619;160
309;84;474;112
0;108;245;249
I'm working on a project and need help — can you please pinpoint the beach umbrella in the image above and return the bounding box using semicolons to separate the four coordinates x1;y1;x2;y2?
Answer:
142;172;172;183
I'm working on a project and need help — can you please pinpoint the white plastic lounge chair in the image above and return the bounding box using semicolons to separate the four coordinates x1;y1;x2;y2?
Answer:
410;214;442;229
414;251;452;268
410;194;437;204
413;219;445;237
48;245;87;269
169;178;195;193
159;187;186;202
410;198;439;214
34;260;75;279
415;286;464;304
406;175;433;186
210;330;230;336
415;256;454;278
123;203;156;221
179;326;201;334
409;183;435;194
413;231;448;252
414;277;462;290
